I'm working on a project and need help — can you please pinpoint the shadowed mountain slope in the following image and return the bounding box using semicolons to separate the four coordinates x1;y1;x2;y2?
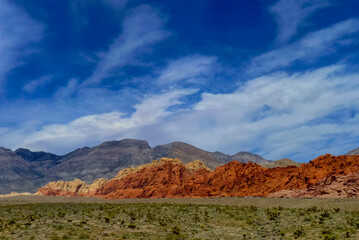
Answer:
0;147;42;193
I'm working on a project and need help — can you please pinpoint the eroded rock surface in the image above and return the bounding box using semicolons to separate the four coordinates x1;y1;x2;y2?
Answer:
268;172;359;198
37;154;359;199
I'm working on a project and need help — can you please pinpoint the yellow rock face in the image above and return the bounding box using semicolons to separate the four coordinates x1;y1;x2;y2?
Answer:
0;192;32;198
185;160;213;172
115;158;185;180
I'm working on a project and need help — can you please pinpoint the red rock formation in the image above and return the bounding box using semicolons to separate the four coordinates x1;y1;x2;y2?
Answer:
37;154;359;199
268;172;359;198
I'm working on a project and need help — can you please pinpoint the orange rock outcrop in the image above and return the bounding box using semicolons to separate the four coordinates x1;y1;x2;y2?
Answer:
268;172;359;198
37;154;359;199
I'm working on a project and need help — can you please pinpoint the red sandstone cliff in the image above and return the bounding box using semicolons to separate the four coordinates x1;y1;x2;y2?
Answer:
37;154;359;199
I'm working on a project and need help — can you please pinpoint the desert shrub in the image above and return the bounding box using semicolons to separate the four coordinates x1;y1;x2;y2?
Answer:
266;209;280;220
128;223;136;229
293;227;304;238
50;235;61;240
321;211;330;218
306;206;318;212
78;234;90;239
172;226;181;235
323;235;336;240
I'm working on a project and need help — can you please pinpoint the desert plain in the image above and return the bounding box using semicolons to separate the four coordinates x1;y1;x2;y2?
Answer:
0;196;359;239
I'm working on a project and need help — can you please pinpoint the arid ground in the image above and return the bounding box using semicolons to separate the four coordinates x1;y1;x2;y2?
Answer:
0;196;359;239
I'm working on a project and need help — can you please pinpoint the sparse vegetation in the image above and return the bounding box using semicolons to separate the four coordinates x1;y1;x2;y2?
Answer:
0;201;358;239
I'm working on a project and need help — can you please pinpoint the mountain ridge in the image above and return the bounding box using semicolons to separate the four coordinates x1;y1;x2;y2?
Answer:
0;139;329;194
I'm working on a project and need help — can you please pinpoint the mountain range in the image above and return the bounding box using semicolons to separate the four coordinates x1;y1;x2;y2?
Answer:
2;139;357;194
0;139;301;194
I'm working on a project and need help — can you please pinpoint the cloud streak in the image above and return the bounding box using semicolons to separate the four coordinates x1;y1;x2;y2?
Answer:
0;0;43;90
157;55;217;85
83;5;170;87
22;75;53;94
270;0;330;43
248;18;359;75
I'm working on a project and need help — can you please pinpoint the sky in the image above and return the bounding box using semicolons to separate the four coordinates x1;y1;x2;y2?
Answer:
0;0;359;162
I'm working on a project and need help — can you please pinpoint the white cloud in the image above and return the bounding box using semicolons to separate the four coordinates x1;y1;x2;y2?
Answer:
3;65;358;162
0;1;43;88
143;65;359;161
1;58;358;164
157;55;217;85
82;5;170;86
270;0;330;43
248;18;359;75
22;75;53;94
54;79;79;99
3;88;196;153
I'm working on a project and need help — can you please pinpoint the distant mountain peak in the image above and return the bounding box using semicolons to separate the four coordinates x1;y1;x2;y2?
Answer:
98;139;150;148
0;146;12;153
346;147;359;156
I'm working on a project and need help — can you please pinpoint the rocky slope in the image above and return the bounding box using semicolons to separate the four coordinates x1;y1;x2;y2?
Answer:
0;147;42;193
0;139;291;194
346;147;359;156
37;154;359;199
261;158;301;168
268;172;359;198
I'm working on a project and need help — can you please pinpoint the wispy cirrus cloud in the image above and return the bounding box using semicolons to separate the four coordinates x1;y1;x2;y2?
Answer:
0;0;43;89
270;0;330;44
82;5;170;87
248;18;359;75
157;55;217;85
22;75;53;94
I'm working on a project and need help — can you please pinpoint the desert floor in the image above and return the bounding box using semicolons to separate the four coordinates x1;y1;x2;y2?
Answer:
0;196;358;239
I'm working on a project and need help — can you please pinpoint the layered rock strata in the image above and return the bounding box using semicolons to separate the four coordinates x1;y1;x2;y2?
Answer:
37;154;359;199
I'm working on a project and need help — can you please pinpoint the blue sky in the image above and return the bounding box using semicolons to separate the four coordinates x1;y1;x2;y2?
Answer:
0;0;359;162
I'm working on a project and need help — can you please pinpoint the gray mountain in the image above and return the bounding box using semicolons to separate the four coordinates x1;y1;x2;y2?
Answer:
346;147;359;156
45;139;155;183
154;142;224;169
0;147;42;193
15;148;60;174
0;139;296;194
231;151;267;164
